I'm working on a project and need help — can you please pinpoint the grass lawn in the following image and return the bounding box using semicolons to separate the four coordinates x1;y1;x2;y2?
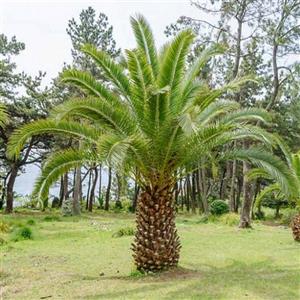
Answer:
1;211;300;300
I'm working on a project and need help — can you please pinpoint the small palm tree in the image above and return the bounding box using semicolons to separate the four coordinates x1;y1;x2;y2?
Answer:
250;150;300;240
8;16;296;271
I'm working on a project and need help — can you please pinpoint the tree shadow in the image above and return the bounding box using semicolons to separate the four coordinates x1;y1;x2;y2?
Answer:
78;259;300;299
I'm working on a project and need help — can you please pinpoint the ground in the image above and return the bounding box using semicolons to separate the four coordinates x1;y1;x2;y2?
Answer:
1;211;299;300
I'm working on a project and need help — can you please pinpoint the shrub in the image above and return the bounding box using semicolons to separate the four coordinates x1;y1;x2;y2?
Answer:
219;213;240;226
113;227;135;238
280;208;298;226
129;269;145;277
61;198;73;216
210;200;229;215
12;226;33;241
196;214;218;224
0;221;11;233
26;219;36;225
43;215;61;222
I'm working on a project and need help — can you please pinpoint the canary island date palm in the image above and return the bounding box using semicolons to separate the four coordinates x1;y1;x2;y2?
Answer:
250;150;300;241
8;16;297;271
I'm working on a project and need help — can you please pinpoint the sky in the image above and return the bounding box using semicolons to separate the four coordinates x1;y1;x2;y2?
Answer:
1;0;206;195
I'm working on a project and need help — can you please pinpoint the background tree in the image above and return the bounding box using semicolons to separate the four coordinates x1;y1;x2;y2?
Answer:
0;34;53;212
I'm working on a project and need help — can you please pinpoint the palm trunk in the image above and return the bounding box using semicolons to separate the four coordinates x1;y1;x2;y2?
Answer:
132;183;180;272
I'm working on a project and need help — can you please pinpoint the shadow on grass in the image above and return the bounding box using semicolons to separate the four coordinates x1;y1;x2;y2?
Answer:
78;259;299;299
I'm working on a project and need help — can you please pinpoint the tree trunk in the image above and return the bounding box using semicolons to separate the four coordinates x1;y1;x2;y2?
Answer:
59;176;64;207
63;172;68;201
239;161;253;228
98;164;102;203
88;166;98;212
104;167;112;211
229;159;237;212
5;163;18;213
86;170;92;210
73;167;81;215
132;183;180;272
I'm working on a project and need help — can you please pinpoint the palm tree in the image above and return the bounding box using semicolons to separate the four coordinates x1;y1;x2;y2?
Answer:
8;16;296;272
250;150;300;240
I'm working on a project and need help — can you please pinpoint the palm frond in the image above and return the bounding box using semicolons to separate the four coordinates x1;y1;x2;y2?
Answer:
52;97;136;135
60;69;120;106
225;148;298;197
81;44;130;97
33;149;94;200
7;120;99;159
130;14;158;77
0;104;8;127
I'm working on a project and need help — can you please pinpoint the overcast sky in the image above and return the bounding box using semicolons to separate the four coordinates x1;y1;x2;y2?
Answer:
1;0;204;84
1;0;206;195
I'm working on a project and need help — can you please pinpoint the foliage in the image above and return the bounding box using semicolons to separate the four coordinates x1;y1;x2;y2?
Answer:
219;213;240;226
210;200;229;215
0;221;11;233
61;198;74;216
26;219;36;225
280;209;299;226
7;16;295;203
12;226;33;241
112;226;135;238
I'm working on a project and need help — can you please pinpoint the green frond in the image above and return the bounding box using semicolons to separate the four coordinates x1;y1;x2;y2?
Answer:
97;133;148;172
220;107;271;125
0;104;8;127
7;119;99;159
292;153;300;184
126;49;154;127
158;30;194;109
60;69;120;105
52;97;136;135
81;44;130;97
246;168;275;181
33;149;94;200
196;100;240;126
185;43;226;84
194;75;257;109
130;14;158;77
255;183;281;209
226;148;298;197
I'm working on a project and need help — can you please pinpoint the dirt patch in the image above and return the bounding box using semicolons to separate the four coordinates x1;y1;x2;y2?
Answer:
97;266;201;283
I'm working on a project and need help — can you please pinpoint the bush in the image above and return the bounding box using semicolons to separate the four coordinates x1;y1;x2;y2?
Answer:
12;226;33;241
113;226;135;238
219;213;240;226
210;200;229;215
0;221;11;233
26;219;36;225
61;198;73;216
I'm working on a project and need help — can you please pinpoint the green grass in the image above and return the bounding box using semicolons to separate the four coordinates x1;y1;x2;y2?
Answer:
1;211;299;300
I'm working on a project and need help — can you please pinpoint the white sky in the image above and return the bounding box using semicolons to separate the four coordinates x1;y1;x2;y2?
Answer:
1;0;204;84
1;0;206;195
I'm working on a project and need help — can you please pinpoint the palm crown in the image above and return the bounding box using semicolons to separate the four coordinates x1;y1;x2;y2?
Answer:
8;15;296;200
